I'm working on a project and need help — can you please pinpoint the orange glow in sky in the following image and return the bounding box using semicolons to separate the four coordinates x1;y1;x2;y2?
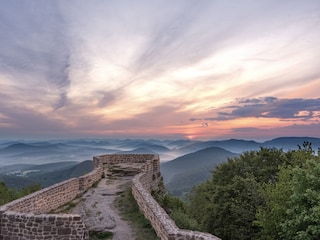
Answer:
0;1;320;140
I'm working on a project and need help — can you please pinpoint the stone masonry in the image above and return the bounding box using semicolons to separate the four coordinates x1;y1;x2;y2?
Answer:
0;154;220;240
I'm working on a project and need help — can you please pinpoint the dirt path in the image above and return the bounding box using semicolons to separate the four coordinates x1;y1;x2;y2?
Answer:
69;168;136;240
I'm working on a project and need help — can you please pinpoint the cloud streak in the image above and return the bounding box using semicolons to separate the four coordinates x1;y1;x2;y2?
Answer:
0;0;320;140
0;1;71;110
191;97;320;121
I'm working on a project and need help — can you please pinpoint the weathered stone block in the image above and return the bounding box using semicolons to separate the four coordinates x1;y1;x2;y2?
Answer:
58;227;71;235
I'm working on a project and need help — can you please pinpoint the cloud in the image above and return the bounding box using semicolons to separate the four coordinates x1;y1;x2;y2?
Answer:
189;118;202;121
132;1;210;73
97;91;119;107
191;97;320;121
229;123;320;140
0;105;68;136
238;97;277;104
0;1;71;110
1;1;320;139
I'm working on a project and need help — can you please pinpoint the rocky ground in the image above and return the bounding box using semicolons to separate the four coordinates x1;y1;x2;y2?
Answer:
62;163;145;240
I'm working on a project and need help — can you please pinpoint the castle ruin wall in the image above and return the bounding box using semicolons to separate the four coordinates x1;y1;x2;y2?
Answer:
132;172;220;240
0;153;219;240
0;165;103;239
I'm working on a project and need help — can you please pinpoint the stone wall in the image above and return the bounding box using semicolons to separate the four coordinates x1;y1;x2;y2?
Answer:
3;178;80;214
132;173;221;240
0;212;87;240
93;153;158;166
95;153;220;239
94;153;161;190
79;166;104;192
0;154;220;240
0;165;103;240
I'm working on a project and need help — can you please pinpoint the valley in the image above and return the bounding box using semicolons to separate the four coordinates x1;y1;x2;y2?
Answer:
1;137;319;197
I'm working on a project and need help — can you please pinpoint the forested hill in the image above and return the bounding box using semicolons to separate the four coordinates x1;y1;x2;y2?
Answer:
161;147;238;197
0;160;93;189
185;142;320;240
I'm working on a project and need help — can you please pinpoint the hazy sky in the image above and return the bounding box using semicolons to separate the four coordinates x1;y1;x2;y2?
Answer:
1;0;320;140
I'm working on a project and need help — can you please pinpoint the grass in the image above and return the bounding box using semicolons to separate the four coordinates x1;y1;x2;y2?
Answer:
89;231;113;240
50;199;81;213
92;181;99;188
115;186;160;240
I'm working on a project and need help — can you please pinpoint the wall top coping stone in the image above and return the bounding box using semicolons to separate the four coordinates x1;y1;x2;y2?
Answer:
2;210;81;219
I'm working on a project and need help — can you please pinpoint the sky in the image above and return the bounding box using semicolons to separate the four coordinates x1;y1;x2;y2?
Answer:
0;0;320;141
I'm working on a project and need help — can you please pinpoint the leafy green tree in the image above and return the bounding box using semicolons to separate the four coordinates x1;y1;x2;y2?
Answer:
281;159;320;240
255;166;293;240
285;141;316;167
153;185;201;231
16;183;41;198
0;181;41;206
255;143;320;240
210;175;262;240
0;181;15;205
189;148;288;239
211;147;288;186
186;143;320;240
188;181;213;229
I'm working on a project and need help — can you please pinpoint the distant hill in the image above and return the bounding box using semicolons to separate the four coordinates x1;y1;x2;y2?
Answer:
172;137;320;158
117;147;157;154
22;161;79;173
175;139;261;155
0;141;110;165
161;147;238;198
0;143;59;154
0;160;93;189
262;137;320;151
161;137;320;198
1;137;319;192
0;175;38;189
134;143;170;153
0;164;36;174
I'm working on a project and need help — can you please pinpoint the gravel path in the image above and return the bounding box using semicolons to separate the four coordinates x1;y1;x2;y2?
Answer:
69;169;136;240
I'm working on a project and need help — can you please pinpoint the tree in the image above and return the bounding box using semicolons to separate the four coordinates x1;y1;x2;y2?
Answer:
255;143;320;240
211;147;287;186
255;166;293;240
189;148;288;240
0;181;15;205
0;181;41;206
188;144;320;240
210;175;262;240
188;181;214;230
281;159;320;240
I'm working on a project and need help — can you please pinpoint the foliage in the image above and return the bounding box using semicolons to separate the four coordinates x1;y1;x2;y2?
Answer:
154;191;201;231
164;193;200;230
255;142;320;240
0;181;16;205
115;186;160;240
255;166;293;240
188;181;212;229
189;175;263;239
162;146;238;199
16;183;41;198
188;144;320;240
170;208;200;230
0;181;41;206
188;147;288;240
281;159;320;240
89;231;113;240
